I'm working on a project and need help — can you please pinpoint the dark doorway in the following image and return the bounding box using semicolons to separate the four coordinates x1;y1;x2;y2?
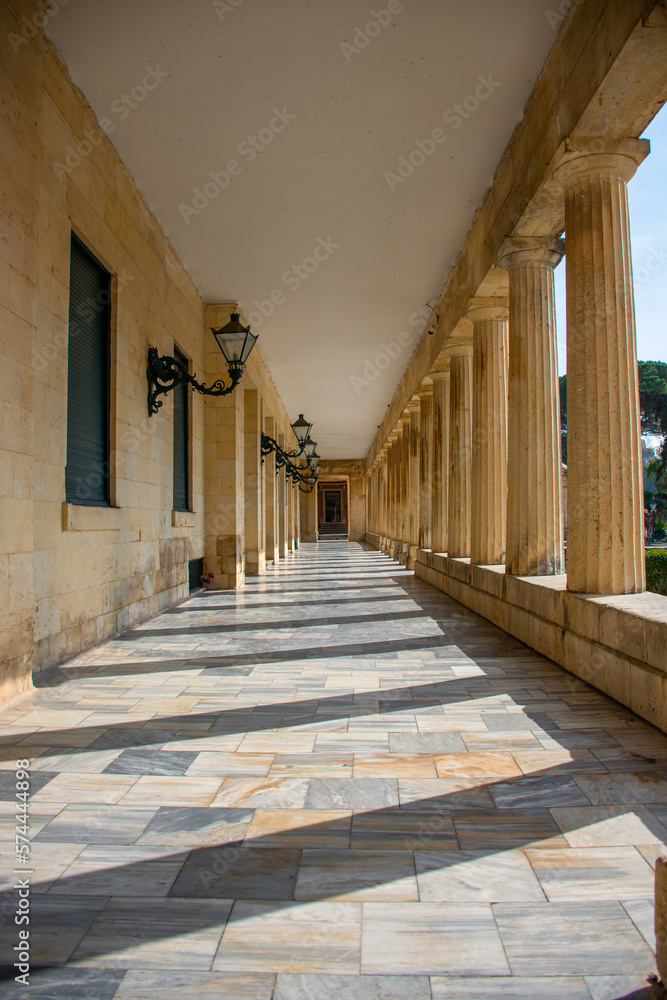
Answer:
317;481;349;537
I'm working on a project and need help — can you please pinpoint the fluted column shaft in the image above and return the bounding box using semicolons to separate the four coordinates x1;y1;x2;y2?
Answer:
400;418;410;543
380;451;388;538
418;386;433;550
468;301;509;565
554;139;647;594
389;436;399;541
407;403;421;547
447;345;473;558
500;238;565;576
430;368;450;553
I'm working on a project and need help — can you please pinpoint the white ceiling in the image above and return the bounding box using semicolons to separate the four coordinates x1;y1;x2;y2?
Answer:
48;0;561;458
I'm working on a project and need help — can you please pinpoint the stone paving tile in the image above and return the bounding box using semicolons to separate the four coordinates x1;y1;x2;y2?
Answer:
415;848;546;902
136;806;253;847
0;967;126;999
273;973;431;999
213;900;361;974
119;775;223;806
50;844;188;897
361;901;510;975
585;975;655;999
430;977;592;998
245;808;351;848
493;900;655;975
73;897;234;969
0;893;109;966
295;848;418;901
112;970;275;999
30;772;139;804
33;804;158;844
103;749;199;775
573;771;667;804
170;846;301;899
350;808;457;850
305;777;399;810
551;805;667;847
526;846;655;900
3;543;667;991
0;769;59;798
211;777;310;810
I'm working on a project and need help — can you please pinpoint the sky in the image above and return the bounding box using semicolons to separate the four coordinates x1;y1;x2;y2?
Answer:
554;103;667;374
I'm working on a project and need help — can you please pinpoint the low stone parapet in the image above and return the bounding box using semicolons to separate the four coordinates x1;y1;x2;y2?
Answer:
415;549;667;734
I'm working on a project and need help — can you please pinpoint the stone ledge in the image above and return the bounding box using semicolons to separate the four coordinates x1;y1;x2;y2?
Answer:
415;550;667;733
62;503;123;532
172;510;197;528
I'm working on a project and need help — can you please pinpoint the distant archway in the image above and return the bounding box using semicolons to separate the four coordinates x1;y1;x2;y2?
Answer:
317;479;349;538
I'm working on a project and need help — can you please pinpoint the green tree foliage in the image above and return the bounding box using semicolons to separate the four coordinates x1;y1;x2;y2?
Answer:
559;363;667;468
646;549;667;596
638;362;667;457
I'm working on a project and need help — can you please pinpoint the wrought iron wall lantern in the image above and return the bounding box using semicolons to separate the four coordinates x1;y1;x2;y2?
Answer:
261;412;320;493
147;313;258;415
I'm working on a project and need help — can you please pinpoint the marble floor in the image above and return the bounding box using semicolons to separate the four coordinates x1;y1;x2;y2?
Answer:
0;541;663;999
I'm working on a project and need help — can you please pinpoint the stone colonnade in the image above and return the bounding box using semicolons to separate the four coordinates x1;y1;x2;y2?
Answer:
367;138;647;597
203;383;301;590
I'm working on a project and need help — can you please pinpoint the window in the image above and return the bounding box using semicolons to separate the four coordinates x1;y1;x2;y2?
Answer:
172;345;189;511
65;234;111;506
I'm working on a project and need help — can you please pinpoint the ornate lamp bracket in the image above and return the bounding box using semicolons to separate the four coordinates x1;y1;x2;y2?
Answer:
147;346;245;416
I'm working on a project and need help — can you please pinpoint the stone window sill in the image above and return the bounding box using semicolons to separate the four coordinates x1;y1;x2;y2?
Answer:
172;510;197;528
62;503;123;532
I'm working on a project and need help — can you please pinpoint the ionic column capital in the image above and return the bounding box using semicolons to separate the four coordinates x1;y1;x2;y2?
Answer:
417;380;434;398
406;398;421;415
497;235;565;271
551;136;649;189
466;297;509;323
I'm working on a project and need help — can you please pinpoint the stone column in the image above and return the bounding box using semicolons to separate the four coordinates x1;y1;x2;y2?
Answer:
446;343;473;558
498;236;565;576
295;481;301;546
553;137;648;594
300;484;317;543
380;446;389;545
430;361;451;554
389;432;399;553
418;382;433;551
406;399;421;565
399;413;411;553
204;384;245;590
394;422;403;547
264;415;279;564
277;434;289;559
467;298;509;566
244;389;265;575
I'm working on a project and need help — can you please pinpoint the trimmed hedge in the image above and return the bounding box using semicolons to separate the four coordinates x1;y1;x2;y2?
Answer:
646;549;667;596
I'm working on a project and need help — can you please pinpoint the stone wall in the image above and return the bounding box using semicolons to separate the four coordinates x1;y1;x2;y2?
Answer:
0;2;297;700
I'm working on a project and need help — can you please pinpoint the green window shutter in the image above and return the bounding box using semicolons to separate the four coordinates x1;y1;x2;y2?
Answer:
173;345;189;511
65;234;110;506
